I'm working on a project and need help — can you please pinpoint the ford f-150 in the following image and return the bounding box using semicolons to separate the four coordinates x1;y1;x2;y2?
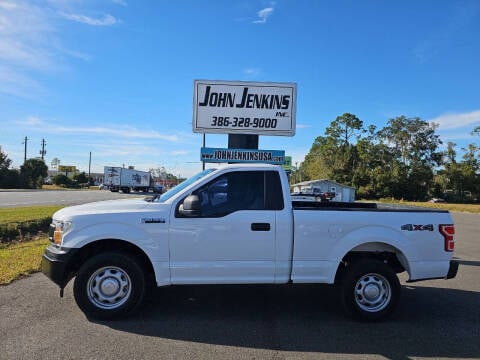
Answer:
41;164;458;321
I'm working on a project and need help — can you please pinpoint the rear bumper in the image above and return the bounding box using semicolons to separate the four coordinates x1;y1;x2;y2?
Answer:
407;259;459;283
41;245;78;288
446;259;459;279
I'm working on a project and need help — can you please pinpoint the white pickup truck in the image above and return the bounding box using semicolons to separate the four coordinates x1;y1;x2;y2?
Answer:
42;164;458;321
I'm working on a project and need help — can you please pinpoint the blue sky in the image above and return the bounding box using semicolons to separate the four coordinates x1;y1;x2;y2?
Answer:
1;0;479;177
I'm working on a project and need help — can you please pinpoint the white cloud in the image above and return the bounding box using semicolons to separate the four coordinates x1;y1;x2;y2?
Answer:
0;1;56;72
0;0;97;97
438;131;479;142
296;124;312;129
14;117;181;142
59;47;93;62
59;126;179;142
112;0;127;6
0;39;54;70
243;67;262;77
59;12;118;26
92;143;160;157
0;65;44;98
0;1;17;10
429;109;480;130
16;115;44;125
171;150;189;156
253;7;274;24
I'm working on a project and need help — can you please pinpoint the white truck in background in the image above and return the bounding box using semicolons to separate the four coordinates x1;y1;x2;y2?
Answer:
104;166;152;193
42;164;458;321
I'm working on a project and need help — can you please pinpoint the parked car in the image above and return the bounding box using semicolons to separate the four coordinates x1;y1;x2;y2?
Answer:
430;198;446;203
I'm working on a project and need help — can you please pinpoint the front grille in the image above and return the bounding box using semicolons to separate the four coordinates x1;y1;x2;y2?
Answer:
48;224;56;242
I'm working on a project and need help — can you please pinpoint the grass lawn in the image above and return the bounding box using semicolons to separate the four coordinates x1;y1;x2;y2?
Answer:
0;205;64;224
0;206;63;284
0;237;49;285
42;185;97;190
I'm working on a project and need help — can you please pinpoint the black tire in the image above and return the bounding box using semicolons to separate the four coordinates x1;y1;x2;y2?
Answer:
73;252;146;320
339;259;400;321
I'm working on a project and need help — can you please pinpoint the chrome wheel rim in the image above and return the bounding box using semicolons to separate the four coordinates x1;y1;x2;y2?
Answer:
87;266;131;310
354;273;391;313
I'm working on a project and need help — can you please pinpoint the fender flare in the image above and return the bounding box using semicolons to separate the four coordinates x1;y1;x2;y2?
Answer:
330;226;414;279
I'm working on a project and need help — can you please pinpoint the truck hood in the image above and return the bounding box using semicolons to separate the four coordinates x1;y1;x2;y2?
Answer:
53;198;165;221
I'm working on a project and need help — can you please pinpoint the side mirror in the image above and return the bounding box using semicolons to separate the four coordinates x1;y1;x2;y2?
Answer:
179;195;201;217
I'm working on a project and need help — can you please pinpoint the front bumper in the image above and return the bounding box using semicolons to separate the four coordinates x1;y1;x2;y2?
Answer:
446;259;459;279
41;245;79;288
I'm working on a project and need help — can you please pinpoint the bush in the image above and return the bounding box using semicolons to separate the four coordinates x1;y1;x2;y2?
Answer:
0;168;21;188
52;174;78;188
0;218;52;243
20;158;48;189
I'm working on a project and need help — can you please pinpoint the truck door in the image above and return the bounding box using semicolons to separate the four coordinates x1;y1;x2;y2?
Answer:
168;170;283;284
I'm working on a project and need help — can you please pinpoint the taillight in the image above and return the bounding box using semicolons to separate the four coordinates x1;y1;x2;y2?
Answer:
439;224;455;252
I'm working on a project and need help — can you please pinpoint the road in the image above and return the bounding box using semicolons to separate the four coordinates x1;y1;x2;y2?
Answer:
0;189;144;208
0;213;479;360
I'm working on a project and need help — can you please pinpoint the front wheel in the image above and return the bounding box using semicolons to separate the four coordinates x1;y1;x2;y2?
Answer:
339;259;400;321
73;252;146;319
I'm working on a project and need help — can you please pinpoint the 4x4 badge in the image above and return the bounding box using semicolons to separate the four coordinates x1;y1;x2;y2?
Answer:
401;224;434;231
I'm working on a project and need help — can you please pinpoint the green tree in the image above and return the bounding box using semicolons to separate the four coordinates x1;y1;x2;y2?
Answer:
302;114;445;200
73;172;89;184
460;144;479;200
20;158;48;189
439;142;479;202
0;149;21;188
0;149;12;170
325;113;364;146
377;116;442;200
301;113;366;186
52;174;74;188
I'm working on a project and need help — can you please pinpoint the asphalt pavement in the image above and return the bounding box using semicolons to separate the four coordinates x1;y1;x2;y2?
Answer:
0;213;478;359
0;189;143;208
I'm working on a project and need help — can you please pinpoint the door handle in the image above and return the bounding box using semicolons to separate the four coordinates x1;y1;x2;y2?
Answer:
251;223;271;231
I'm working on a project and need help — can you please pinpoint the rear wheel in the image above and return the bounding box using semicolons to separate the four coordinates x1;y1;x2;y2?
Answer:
339;259;400;321
73;252;145;319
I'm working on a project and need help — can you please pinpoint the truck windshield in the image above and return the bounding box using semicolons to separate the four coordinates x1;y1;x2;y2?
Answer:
156;168;216;203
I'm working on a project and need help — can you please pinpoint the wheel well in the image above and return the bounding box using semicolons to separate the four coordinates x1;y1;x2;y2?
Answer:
334;247;406;284
66;239;156;285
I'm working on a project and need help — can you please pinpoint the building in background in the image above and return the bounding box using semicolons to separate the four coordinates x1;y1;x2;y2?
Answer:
291;179;356;202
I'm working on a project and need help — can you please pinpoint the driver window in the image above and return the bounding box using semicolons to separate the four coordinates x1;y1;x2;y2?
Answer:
193;171;265;217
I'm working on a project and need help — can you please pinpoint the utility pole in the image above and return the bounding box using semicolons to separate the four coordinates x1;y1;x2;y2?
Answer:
202;133;206;170
88;152;92;186
40;138;47;160
22;136;29;164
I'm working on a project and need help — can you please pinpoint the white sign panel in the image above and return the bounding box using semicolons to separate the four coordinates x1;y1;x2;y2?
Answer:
193;80;296;136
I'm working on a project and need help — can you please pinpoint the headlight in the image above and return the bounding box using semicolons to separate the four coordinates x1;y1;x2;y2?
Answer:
53;221;73;245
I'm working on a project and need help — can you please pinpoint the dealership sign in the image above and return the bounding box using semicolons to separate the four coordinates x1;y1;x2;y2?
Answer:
201;147;285;165
193;80;297;136
58;165;76;173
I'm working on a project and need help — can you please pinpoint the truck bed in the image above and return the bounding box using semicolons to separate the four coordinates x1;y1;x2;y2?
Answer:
292;201;449;212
